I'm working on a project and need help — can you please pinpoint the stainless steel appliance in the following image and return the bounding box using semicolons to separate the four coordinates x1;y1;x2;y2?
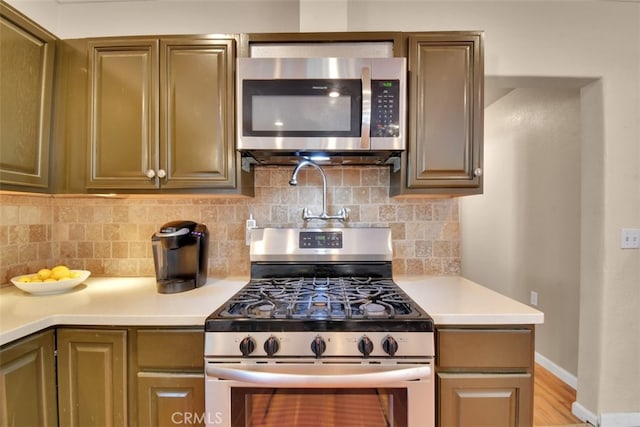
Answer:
236;57;407;166
204;227;434;427
151;220;209;294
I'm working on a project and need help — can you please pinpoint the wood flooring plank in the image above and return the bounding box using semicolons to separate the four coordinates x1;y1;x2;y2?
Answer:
534;363;587;426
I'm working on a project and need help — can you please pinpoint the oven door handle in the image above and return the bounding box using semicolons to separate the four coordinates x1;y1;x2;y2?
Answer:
205;364;431;387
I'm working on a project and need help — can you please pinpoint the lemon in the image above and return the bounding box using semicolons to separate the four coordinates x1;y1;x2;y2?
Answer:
51;265;70;280
43;278;57;282
69;271;80;279
37;268;52;280
52;270;71;280
30;277;43;283
17;276;31;283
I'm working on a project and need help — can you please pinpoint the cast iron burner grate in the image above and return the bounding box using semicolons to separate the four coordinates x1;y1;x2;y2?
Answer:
217;277;420;320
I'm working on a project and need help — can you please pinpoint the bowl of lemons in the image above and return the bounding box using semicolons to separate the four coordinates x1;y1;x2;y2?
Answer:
11;266;91;295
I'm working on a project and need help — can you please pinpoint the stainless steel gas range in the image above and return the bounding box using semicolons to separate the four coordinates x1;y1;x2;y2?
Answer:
204;227;435;427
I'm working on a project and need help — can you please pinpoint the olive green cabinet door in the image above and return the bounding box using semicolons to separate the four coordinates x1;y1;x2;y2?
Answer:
137;373;205;426
0;330;58;427
438;373;533;427
159;39;236;190
392;32;483;196
57;328;128;427
0;3;55;191
87;39;160;190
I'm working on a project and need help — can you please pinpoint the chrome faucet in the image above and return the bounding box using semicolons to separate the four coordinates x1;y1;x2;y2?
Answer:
289;159;349;222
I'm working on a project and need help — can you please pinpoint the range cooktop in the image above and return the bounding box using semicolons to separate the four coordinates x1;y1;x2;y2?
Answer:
205;228;434;333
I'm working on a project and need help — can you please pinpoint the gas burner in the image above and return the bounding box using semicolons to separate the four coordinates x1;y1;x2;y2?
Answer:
247;302;276;318
363;302;387;316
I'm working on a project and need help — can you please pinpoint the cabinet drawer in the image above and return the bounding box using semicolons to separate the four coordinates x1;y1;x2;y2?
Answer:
437;328;533;369
137;329;203;370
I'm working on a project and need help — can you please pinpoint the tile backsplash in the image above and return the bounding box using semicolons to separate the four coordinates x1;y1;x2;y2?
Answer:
0;166;460;285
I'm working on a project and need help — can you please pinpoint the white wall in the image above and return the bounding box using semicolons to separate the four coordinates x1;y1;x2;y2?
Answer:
460;86;582;377
6;0;302;37
6;0;640;423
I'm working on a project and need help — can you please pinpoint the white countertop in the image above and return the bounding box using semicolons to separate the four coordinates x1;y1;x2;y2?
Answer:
396;276;544;326
0;275;543;346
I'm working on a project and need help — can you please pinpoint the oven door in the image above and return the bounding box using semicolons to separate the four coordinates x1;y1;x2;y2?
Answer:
204;359;434;427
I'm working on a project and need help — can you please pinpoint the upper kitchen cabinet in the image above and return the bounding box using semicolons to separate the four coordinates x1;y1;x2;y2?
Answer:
86;38;159;191
57;35;252;195
391;32;484;196
0;3;55;192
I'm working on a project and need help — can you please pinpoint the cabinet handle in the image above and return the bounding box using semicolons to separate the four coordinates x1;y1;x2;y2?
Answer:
145;169;156;179
157;169;167;179
473;168;483;177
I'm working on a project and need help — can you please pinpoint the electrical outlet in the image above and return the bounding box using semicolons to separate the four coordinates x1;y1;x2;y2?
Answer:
621;228;640;249
530;291;538;307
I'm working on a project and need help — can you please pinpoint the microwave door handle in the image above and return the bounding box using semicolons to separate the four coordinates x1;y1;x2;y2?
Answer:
360;66;371;150
205;364;431;387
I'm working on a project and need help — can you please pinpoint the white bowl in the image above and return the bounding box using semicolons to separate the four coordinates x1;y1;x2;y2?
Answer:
11;270;91;295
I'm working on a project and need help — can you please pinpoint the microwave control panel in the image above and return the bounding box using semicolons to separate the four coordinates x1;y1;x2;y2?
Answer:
370;80;401;137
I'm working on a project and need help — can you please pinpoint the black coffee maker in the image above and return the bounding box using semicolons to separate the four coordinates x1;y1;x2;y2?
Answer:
152;220;209;294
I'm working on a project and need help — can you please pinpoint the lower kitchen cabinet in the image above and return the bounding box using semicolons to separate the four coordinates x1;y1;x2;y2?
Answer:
0;329;58;427
52;327;203;427
137;373;205;426
436;326;535;427
438;373;532;426
56;328;128;427
133;328;205;427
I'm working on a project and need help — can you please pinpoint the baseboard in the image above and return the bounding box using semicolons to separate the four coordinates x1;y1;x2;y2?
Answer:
600;412;640;427
535;353;640;426
572;401;598;426
573;398;640;426
535;351;578;389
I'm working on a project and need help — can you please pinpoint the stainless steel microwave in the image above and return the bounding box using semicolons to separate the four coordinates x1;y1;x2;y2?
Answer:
236;57;406;165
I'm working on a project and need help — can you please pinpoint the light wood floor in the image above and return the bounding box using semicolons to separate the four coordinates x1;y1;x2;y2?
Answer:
534;363;589;426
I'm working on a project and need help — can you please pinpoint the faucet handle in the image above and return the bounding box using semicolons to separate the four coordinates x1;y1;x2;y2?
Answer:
336;208;350;222
302;208;314;221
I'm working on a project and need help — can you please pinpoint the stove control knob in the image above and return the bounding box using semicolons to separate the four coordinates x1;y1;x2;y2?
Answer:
382;336;399;356
310;336;326;358
264;336;280;357
358;336;374;357
239;336;256;357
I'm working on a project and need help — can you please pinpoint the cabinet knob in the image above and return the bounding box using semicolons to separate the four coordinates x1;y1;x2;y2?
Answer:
157;169;167;179
473;168;483;177
145;169;156;179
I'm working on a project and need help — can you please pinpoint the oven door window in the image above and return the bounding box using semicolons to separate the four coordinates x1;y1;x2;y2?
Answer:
242;79;362;137
231;388;406;427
